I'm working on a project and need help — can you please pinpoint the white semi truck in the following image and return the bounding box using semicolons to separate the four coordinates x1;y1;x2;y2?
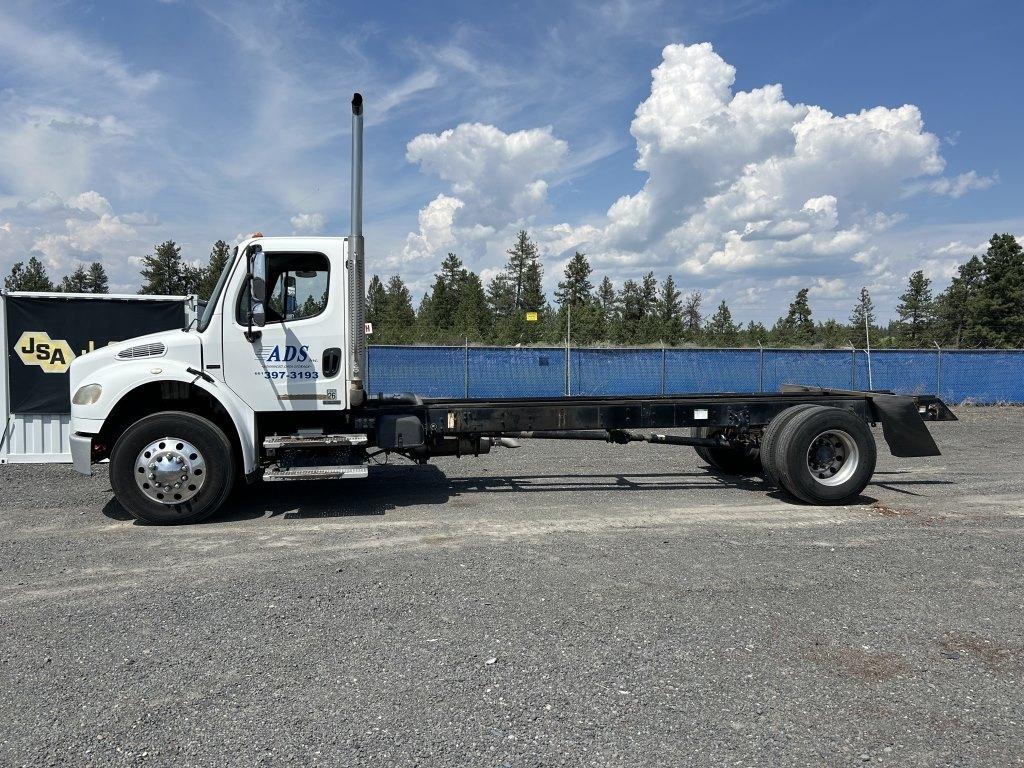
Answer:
68;94;955;524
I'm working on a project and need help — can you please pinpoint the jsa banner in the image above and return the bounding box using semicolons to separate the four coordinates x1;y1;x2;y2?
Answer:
5;296;186;414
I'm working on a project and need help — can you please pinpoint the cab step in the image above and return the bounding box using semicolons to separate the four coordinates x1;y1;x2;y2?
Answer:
264;433;368;450
263;463;369;481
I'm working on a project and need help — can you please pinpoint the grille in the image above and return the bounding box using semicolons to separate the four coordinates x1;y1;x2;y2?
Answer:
116;342;166;360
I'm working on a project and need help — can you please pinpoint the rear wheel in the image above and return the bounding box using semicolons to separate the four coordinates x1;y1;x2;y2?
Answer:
775;406;876;504
759;404;821;489
110;411;235;524
691;427;761;476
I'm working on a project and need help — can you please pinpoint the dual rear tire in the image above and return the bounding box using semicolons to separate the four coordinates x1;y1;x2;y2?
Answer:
761;405;876;504
692;405;876;504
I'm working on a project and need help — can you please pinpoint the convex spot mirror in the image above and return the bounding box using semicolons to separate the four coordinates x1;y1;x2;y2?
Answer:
248;246;267;328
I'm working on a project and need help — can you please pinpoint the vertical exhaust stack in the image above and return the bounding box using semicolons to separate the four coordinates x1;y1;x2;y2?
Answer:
348;92;366;406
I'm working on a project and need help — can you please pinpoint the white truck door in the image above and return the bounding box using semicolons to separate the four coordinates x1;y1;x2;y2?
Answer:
221;242;347;412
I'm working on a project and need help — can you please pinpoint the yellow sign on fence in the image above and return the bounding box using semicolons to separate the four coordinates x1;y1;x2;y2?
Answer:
525;311;538;322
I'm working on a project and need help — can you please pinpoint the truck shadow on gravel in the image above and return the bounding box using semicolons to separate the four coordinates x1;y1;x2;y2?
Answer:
101;465;952;525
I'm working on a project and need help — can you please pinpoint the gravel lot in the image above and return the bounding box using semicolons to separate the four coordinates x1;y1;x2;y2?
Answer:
1;406;1022;767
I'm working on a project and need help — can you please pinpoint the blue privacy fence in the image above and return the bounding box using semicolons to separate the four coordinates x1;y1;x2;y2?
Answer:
366;346;1024;404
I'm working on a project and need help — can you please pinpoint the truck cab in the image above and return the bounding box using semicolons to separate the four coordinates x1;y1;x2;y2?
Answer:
68;234;372;522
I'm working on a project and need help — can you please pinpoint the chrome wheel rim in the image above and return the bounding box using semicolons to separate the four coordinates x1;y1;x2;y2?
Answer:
805;430;858;487
134;437;206;504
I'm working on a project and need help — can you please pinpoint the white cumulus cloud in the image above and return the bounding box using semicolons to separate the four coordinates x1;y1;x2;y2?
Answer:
290;212;326;235
0;190;156;285
391;42;997;317
396;123;567;277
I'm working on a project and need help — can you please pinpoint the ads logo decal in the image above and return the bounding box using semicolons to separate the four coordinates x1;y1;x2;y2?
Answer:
261;345;311;363
15;331;77;373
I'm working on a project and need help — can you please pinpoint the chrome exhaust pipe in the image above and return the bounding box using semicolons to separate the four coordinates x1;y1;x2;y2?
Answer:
348;92;366;406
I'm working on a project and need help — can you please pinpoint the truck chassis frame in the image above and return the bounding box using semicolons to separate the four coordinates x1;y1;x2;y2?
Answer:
356;386;954;459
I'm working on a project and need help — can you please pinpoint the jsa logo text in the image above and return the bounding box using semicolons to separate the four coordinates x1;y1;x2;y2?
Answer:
15;332;76;373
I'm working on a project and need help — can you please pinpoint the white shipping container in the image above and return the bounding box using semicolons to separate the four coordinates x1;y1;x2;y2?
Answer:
1;291;197;464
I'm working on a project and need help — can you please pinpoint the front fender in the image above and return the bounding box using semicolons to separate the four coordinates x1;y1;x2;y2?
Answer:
73;361;258;474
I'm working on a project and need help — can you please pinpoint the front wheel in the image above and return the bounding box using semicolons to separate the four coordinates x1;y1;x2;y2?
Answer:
109;411;236;524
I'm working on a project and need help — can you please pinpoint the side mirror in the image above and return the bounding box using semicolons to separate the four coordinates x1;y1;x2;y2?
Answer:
249;247;267;329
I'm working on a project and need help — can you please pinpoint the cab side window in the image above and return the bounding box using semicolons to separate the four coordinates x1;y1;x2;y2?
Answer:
238;252;329;325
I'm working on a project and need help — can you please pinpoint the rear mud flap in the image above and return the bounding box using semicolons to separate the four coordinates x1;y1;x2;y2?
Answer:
870;394;941;458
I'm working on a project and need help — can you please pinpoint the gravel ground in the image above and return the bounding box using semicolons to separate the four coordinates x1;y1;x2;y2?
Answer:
1;406;1022;767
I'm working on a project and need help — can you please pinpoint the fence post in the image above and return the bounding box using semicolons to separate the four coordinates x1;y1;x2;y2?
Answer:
850;345;856;389
661;342;667;395
464;338;469;398
933;341;941;397
758;342;764;393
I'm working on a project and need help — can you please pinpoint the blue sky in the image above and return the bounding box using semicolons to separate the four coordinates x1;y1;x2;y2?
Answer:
0;0;1020;323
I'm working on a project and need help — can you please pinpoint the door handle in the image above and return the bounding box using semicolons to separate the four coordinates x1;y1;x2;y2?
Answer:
322;348;341;377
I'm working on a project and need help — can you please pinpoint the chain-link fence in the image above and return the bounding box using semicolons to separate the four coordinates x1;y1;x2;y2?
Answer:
366;345;1024;404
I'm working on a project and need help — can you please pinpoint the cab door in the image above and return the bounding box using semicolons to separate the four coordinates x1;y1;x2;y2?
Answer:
221;241;346;412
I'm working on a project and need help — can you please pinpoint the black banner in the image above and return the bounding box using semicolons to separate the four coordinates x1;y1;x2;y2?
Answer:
5;296;186;414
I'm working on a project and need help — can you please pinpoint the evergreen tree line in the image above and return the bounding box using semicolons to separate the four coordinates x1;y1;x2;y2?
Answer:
5;232;1021;349
4;256;110;294
2;240;231;299
370;231;1024;350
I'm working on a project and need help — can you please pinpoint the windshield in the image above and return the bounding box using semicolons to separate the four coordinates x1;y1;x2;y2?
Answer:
196;252;235;332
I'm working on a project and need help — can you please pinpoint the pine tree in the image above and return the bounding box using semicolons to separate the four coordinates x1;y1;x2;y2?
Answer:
487;231;548;344
895;270;934;347
139;240;200;295
5;256;54;292
197;240;231;300
366;275;387;332
378;275;416;344
485;272;517;344
682;290;703;344
554;252;593;307
596;277;617;342
554;252;601;345
420;253;465;338
615;279;643;344
637;272;659;343
60;265;91;293
706;300;739;346
777;288;814;346
417;254;492;343
297;293;322;319
817;319;848;349
971;234;1024;347
656;275;684;345
520;259;547;344
451;270;490;342
743;321;769;346
849;286;875;348
934;255;983;347
86;262;109;293
505;230;538;310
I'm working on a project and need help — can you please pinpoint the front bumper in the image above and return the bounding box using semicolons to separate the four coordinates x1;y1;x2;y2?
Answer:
70;433;94;476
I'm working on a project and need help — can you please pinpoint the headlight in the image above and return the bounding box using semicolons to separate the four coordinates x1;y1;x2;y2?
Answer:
72;383;103;406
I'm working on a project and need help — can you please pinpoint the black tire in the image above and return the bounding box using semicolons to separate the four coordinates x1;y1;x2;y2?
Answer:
760;404;822;489
109;411;236;524
693;442;716;467
775;406;876;504
691;427;761;476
